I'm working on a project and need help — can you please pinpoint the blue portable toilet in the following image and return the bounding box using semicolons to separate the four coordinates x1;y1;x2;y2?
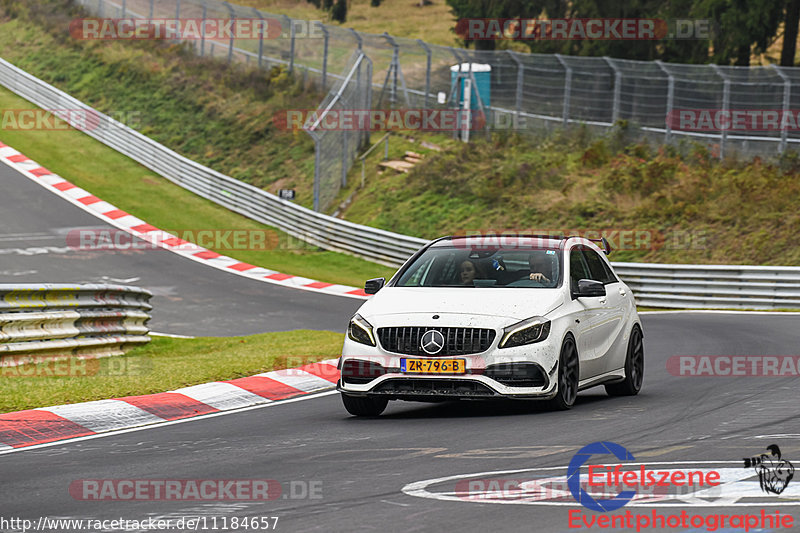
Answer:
450;63;491;110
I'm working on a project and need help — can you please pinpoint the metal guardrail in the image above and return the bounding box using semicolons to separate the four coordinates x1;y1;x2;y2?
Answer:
612;263;800;310
0;284;152;365
0;57;426;268
1;58;798;309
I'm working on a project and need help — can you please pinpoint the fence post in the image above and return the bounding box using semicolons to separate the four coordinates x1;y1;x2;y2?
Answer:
121;0;126;18
148;0;154;19
320;23;329;91
175;0;181;19
382;33;400;107
313;136;321;212
223;2;235;64
288;16;296;73
774;66;791;154
200;1;207;56
98;0;104;17
712;65;729;159
251;8;264;68
656;60;674;144
507;50;524;130
604;56;622;124
364;54;373;147
342;130;348;188
417;39;431;110
349;28;362;51
554;54;571;126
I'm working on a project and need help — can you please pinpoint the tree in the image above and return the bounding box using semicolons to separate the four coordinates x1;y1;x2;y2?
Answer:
447;0;545;50
781;0;800;66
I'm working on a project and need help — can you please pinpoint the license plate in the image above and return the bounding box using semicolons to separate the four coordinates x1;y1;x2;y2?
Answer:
400;358;466;374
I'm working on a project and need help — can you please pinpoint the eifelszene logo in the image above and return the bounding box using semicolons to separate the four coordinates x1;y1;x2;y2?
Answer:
744;444;795;495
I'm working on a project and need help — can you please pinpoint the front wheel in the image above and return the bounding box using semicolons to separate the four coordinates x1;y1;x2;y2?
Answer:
341;394;388;417
605;325;644;397
546;336;579;411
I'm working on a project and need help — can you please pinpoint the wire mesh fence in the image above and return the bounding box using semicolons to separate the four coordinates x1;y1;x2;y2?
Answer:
76;0;800;211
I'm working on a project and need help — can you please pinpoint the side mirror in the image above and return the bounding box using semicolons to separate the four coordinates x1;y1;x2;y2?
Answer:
364;277;385;295
573;279;606;299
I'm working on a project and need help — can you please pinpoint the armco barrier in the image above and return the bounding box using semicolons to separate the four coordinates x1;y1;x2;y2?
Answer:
1;58;798;309
0;57;425;268
0;284;152;364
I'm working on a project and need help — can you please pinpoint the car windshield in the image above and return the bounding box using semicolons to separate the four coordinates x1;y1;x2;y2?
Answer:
395;245;562;288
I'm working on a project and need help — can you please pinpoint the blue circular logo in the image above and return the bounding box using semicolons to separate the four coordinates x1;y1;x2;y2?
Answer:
567;441;636;512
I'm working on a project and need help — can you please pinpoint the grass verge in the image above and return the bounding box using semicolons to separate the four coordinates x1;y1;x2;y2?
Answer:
0;331;343;413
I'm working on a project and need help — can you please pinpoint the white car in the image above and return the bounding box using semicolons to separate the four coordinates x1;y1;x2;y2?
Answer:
338;235;644;416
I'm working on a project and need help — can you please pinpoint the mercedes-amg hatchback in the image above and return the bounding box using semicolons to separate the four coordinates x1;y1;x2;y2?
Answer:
338;235;644;416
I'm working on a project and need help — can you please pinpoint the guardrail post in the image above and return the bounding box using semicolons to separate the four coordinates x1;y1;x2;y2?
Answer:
508;50;524;129
148;0;154;19
554;54;571;126
604;56;622;124
655;60;674;144
175;0;180;19
774;66;791;154
223;2;236;64
417;39;431;110
320;23;329;91
711;65;729;159
121;0;126;18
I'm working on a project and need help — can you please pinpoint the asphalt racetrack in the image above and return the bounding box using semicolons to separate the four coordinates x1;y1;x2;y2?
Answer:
1;158;799;532
0;162;361;336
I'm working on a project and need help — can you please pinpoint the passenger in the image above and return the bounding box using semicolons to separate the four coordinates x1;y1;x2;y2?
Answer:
459;259;485;285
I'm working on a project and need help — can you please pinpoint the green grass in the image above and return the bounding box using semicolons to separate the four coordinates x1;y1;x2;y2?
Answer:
0;331;344;413
0;1;395;287
237;0;461;47
344;126;800;266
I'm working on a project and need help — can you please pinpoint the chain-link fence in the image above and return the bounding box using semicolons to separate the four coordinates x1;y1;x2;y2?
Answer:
76;0;800;211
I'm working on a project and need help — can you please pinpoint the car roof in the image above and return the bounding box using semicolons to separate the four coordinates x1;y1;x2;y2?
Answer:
430;234;568;250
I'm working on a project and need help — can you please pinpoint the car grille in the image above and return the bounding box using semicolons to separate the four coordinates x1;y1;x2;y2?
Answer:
377;327;496;356
372;378;497;397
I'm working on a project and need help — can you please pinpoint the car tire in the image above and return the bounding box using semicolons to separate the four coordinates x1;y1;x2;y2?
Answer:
341;394;389;417
546;335;579;411
605;325;644;397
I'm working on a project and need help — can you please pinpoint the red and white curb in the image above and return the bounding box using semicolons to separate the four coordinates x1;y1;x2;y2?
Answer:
0;358;340;449
0;140;369;300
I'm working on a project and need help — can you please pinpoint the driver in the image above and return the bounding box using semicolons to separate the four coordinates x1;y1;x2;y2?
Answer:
529;254;553;285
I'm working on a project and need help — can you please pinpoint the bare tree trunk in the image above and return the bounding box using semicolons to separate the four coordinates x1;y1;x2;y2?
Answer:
782;0;800;66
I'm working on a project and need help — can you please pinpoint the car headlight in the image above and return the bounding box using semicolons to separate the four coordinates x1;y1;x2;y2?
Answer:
499;316;550;348
348;314;376;347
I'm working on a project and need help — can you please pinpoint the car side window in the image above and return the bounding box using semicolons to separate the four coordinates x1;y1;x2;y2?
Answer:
582;248;617;284
569;248;592;292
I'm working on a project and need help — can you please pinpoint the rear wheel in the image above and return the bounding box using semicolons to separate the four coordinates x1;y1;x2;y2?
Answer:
341;394;388;417
605;325;644;397
546;336;579;411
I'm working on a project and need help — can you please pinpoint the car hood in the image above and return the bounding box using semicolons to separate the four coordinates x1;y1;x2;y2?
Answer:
357;287;564;322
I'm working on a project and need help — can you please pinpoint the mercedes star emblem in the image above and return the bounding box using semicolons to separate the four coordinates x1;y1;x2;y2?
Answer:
421;329;445;355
